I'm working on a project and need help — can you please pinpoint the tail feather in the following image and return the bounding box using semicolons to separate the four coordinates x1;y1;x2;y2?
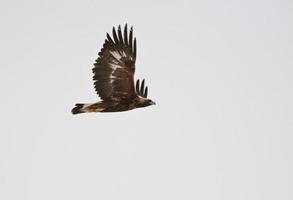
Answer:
71;104;85;114
72;102;104;114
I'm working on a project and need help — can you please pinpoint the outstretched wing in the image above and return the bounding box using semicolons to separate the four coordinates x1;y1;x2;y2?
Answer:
135;79;148;98
93;24;137;100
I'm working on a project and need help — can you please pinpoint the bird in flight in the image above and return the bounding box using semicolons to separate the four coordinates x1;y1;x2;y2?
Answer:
72;24;156;114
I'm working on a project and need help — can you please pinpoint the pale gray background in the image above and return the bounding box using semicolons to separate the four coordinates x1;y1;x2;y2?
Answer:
0;0;292;200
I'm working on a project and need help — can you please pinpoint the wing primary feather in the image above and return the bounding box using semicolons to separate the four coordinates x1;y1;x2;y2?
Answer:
140;79;145;95
136;79;140;93
118;25;124;44
129;27;133;52
124;24;128;46
106;33;114;43
144;86;148;98
112;26;119;44
134;37;137;60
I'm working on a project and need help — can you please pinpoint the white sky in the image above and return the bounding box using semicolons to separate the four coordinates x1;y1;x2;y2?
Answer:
0;0;292;200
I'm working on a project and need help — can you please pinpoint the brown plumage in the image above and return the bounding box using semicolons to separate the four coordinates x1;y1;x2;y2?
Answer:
72;24;155;114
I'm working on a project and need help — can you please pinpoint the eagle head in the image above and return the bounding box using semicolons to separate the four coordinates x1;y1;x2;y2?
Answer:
136;97;156;108
145;99;156;106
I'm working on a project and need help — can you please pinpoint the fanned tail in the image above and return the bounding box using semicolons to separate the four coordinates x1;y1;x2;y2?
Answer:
71;104;85;114
71;102;105;114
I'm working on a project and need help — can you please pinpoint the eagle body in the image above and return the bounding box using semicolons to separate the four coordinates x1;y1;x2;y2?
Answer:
72;24;155;114
72;96;154;114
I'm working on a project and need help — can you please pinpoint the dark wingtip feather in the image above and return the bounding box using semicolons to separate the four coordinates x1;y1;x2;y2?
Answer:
130;26;133;35
129;26;133;52
118;25;123;44
144;86;148;98
133;37;137;59
106;33;113;43
112;26;119;44
140;79;145;95
124;24;128;46
136;79;140;94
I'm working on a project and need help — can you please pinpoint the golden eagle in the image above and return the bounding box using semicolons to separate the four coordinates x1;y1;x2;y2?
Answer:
72;24;155;114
